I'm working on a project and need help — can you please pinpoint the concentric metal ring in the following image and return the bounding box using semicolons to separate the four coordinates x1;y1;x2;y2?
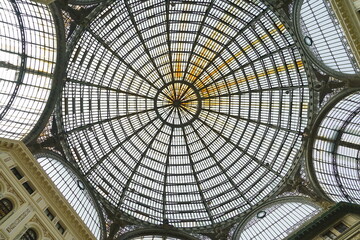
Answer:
154;81;201;127
59;0;311;228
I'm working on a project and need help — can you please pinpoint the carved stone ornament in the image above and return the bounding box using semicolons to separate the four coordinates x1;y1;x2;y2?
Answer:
316;200;334;210
29;215;55;240
0;231;6;240
0;172;25;205
0;151;12;162
6;208;31;233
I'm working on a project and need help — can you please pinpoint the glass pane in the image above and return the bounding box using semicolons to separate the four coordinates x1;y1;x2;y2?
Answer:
0;0;57;140
60;0;310;227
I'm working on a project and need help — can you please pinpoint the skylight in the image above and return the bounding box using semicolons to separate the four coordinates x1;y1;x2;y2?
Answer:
311;90;360;204
234;200;320;239
297;0;359;74
60;0;310;228
36;154;103;239
0;0;57;140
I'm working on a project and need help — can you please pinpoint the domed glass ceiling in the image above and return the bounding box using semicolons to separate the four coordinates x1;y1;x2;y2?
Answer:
60;0;310;228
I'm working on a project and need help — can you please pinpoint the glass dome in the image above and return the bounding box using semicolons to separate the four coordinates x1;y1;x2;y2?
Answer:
59;0;311;228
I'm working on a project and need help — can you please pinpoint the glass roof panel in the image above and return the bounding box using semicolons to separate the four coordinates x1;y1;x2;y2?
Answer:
299;0;359;74
237;201;320;240
0;0;57;140
36;155;103;239
60;0;310;228
312;91;360;204
131;236;181;240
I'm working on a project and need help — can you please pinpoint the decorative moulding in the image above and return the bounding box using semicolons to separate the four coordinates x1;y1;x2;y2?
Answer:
0;138;95;240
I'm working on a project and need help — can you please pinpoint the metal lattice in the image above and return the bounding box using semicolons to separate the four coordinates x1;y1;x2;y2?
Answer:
36;153;105;239
129;236;181;240
295;0;360;76
59;0;311;228
310;90;360;204
0;0;58;141
232;198;321;240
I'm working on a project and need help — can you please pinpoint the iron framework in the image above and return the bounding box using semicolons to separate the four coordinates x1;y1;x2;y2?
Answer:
307;89;360;204
58;0;312;229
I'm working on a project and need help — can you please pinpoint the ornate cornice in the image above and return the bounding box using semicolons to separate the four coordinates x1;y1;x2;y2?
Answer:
330;0;360;68
0;138;95;240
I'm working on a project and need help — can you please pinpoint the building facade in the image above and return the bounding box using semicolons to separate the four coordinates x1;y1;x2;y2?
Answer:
0;138;96;239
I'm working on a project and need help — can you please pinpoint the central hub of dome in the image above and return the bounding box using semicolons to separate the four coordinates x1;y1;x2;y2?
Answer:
155;81;201;127
62;0;310;229
172;99;182;108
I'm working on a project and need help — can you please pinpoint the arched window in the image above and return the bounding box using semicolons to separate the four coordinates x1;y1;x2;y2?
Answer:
20;228;37;240
0;198;13;220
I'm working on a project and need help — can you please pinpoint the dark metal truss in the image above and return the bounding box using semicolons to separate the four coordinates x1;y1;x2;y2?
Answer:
58;0;311;229
310;90;360;204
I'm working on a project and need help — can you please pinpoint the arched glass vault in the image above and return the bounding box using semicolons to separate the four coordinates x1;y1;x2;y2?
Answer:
307;89;360;204
35;151;106;239
116;227;199;240
59;0;311;229
293;0;360;79
0;0;65;142
232;197;321;240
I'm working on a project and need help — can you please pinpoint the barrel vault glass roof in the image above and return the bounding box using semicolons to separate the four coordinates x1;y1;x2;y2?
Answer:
311;90;360;204
0;0;57;140
233;199;321;240
36;153;103;239
297;0;359;75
